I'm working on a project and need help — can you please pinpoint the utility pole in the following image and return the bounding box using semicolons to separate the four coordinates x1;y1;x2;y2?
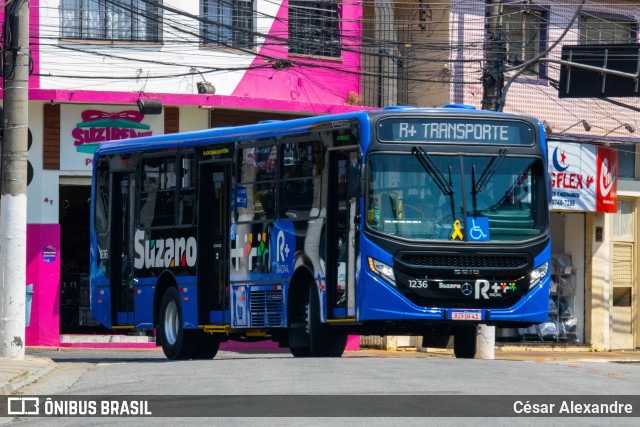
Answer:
477;0;505;359
482;0;505;111
1;0;30;359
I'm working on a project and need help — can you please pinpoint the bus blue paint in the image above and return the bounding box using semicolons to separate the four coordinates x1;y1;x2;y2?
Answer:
90;106;551;359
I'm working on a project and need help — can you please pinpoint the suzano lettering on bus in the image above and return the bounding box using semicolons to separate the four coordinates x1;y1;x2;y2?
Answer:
203;148;230;156
133;229;197;269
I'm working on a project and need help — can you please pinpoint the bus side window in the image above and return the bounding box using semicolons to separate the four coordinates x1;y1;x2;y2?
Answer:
139;177;158;228
279;139;320;218
140;156;177;228
237;146;276;222
178;155;196;225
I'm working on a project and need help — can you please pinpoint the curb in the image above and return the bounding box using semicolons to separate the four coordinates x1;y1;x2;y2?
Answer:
0;359;56;396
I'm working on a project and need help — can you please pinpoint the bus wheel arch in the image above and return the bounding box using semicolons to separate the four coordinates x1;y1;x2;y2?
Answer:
287;266;347;357
153;271;178;329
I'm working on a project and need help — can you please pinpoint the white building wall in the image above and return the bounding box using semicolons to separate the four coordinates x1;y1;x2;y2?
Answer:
38;0;281;95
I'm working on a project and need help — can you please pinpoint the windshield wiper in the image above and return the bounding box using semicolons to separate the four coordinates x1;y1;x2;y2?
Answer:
473;147;508;193
412;147;456;224
471;148;508;216
412;147;453;195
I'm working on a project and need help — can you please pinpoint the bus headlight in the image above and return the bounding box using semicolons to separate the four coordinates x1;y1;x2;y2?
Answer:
368;257;396;287
529;262;549;288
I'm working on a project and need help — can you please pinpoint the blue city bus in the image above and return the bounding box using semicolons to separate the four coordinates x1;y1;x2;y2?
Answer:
89;104;551;359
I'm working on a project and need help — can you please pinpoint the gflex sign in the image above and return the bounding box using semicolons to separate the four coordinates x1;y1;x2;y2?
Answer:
548;140;617;213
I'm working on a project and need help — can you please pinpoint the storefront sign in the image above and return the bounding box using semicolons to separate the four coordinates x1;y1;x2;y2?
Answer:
60;105;163;171
548;140;617;212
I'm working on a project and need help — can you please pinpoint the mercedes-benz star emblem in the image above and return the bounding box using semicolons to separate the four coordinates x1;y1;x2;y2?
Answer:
461;282;473;296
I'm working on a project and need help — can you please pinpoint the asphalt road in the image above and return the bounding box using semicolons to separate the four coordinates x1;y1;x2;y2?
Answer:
2;347;639;426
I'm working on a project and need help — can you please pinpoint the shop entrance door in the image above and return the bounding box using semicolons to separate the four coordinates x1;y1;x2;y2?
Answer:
611;242;634;349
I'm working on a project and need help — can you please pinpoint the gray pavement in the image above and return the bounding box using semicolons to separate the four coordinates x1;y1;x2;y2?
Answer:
0;354;56;395
1;345;640;396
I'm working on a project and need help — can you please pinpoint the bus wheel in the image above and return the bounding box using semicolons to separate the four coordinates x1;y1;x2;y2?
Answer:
453;325;477;359
289;346;312;358
288;287;312;357
191;332;221;359
309;286;348;357
159;287;193;360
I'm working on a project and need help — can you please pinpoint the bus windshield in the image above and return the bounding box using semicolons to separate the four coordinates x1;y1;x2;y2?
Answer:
366;152;548;242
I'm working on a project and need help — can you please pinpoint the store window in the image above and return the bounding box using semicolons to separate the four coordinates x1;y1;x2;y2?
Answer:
497;213;584;344
580;15;636;44
288;1;341;58
503;5;548;78
611;144;636;179
60;0;162;42
613;199;634;238
201;0;254;49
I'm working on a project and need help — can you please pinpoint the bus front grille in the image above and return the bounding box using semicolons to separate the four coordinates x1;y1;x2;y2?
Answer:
400;253;529;269
250;288;283;327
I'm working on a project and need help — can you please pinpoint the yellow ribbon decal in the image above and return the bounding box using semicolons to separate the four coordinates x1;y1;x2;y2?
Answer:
451;220;464;240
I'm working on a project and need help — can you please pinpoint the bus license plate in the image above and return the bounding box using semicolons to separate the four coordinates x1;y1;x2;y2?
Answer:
450;310;482;321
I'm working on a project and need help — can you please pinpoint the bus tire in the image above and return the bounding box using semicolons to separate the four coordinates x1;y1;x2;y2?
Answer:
191;331;221;359
289;346;312;357
453;325;477;359
309;286;348;357
159;287;194;360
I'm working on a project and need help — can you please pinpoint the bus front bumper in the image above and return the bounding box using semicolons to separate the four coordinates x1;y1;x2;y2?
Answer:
358;273;550;325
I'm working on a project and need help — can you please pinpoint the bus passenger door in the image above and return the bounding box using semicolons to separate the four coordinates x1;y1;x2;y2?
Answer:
327;149;359;319
110;172;135;325
197;161;231;324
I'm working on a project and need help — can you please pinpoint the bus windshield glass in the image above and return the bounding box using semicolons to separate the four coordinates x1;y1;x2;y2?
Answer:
366;153;548;242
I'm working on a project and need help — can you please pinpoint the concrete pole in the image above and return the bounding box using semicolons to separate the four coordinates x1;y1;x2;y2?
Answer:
481;0;505;111
0;0;30;359
476;324;495;359
477;0;503;359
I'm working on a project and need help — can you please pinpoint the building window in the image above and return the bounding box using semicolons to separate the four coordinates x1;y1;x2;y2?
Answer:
289;1;341;58
613;199;634;239
611;143;636;179
202;0;254;50
580;15;636;44
60;0;162;42
503;6;547;77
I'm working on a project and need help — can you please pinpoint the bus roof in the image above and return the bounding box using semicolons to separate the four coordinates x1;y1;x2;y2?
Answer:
94;106;538;156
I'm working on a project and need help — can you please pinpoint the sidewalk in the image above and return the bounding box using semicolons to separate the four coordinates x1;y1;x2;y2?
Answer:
0;354;56;395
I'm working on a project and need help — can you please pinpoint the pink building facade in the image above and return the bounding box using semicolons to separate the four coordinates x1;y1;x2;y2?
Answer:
5;1;365;346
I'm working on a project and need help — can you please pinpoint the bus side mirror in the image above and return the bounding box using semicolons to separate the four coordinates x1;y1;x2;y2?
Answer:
347;164;361;198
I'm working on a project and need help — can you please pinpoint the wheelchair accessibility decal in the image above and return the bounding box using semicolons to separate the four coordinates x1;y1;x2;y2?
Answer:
466;217;490;241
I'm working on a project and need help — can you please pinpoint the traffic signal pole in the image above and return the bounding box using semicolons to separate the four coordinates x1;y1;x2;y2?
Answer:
1;0;30;359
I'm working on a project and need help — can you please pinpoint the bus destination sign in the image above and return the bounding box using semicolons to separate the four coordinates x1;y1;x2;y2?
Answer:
377;118;534;145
